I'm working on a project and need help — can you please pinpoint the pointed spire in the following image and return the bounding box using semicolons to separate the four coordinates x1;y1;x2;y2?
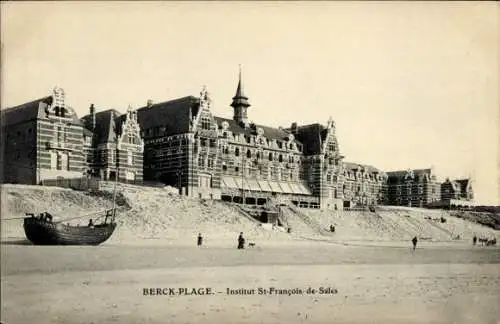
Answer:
231;64;250;108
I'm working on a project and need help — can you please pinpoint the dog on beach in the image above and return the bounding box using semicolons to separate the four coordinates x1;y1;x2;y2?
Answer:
248;242;256;248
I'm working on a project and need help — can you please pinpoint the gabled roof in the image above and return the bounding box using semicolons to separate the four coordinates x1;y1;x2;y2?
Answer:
455;179;471;192
1;96;81;126
2;96;83;127
1;97;53;127
83;127;93;137
285;123;328;156
81;109;121;145
214;116;294;142
136;96;199;137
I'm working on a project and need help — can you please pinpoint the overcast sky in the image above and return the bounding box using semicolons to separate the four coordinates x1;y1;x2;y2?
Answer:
2;2;498;204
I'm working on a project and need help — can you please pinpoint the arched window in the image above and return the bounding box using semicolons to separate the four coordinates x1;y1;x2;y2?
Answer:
268;153;273;161
246;150;251;158
256;152;260;160
235;148;240;156
278;154;283;162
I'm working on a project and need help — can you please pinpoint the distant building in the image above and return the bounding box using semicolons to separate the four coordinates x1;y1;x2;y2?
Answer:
439;178;474;207
341;162;388;208
1;87;86;184
80;105;144;184
385;168;441;207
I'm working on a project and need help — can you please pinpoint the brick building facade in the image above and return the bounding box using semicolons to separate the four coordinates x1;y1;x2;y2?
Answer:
2;87;144;185
1;88;86;184
2;78;474;210
441;178;474;203
81;105;144;184
385;168;441;207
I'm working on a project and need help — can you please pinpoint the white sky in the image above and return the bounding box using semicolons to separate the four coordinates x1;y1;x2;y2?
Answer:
2;2;498;204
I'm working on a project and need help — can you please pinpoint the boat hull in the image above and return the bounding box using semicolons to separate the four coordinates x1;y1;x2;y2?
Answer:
23;217;117;246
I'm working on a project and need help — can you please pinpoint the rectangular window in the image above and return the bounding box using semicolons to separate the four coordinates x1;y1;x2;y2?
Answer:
57;126;63;143
125;171;135;181
50;151;57;170
127;151;133;165
201;117;211;130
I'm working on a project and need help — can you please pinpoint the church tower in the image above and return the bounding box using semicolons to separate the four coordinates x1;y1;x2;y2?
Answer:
231;66;251;126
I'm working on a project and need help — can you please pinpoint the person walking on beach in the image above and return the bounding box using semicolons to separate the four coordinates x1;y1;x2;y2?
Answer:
237;232;245;249
412;236;418;251
473;235;477;246
197;233;203;247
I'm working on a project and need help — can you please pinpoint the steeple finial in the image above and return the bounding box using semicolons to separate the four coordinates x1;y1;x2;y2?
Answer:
231;65;250;108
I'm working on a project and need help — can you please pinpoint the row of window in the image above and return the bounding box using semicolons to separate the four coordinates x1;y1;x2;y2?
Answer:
149;148;183;158
222;146;298;163
102;151;134;165
220;131;301;151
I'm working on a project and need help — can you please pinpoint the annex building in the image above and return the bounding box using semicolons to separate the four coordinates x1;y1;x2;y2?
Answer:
1;87;144;186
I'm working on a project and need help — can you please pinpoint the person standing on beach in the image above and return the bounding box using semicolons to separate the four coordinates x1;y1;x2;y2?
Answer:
197;233;203;247
412;236;418;251
473;235;477;246
237;232;245;249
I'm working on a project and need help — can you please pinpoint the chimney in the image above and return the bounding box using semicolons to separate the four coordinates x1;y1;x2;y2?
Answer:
90;104;96;130
147;99;154;108
291;122;298;134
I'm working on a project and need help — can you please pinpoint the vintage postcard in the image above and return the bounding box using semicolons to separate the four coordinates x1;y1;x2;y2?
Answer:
1;1;499;324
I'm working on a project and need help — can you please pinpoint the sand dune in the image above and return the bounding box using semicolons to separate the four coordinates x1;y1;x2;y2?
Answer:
1;183;497;247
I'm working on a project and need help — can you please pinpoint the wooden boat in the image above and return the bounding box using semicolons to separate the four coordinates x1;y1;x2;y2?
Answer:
24;143;121;245
23;211;117;245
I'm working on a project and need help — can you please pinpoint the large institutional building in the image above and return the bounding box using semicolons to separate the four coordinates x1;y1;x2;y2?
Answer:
1;73;475;210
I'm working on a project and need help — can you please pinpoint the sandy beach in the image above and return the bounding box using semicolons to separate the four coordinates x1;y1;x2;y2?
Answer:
2;240;500;324
2;185;500;323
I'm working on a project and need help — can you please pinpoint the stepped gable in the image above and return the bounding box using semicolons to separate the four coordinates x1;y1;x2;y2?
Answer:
136;96;200;137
